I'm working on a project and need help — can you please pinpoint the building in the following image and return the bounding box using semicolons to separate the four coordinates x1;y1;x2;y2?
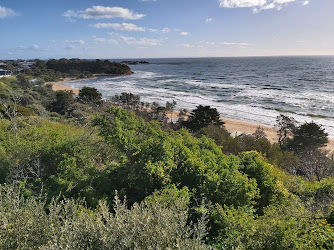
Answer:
0;69;12;77
19;61;36;69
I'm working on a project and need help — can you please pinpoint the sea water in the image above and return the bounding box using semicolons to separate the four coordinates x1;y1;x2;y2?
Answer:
68;56;334;137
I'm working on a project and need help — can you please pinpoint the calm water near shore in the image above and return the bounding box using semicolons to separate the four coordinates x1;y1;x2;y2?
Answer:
68;56;334;137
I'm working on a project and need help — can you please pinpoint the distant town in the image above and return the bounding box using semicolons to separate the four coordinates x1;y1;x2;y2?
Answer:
0;60;36;77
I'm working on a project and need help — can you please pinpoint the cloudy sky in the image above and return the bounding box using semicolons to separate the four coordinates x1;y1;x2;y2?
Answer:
0;0;333;59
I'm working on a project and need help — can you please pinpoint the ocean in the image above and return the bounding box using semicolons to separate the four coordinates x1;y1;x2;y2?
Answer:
68;56;334;137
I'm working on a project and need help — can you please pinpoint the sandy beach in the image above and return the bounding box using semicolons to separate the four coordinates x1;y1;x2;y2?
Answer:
47;80;334;153
48;82;80;95
45;75;104;95
167;111;334;153
225;117;334;156
45;74;128;95
45;78;80;95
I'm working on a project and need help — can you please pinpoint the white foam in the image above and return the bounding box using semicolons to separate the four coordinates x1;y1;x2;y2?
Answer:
69;70;334;138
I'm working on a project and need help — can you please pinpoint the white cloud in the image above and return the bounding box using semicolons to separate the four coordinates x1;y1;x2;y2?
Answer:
219;0;266;8
180;32;189;36
205;18;213;23
93;22;145;31
303;0;309;5
63;6;145;20
148;28;158;33
221;41;254;46
261;3;277;10
274;0;296;3
120;36;161;46
63;10;77;18
65;40;85;45
0;6;17;19
219;0;303;12
93;37;107;43
162;28;171;34
179;44;195;48
11;44;40;53
221;42;237;45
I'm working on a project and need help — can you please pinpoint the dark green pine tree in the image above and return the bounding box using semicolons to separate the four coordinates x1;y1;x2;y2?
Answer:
182;105;224;132
288;122;328;153
78;87;103;106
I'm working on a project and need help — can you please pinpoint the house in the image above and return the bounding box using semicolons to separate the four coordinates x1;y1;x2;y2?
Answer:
19;61;36;69
13;68;24;75
0;69;12;77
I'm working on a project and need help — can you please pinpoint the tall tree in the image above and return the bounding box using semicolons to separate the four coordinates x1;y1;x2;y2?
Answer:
78;87;102;107
288;122;329;180
166;100;177;126
182;105;223;132
48;90;75;115
289;122;328;153
276;114;296;147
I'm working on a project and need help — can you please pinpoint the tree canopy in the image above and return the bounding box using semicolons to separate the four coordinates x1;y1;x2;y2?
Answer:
46;59;131;75
182;105;224;132
78;87;103;106
288;121;328;153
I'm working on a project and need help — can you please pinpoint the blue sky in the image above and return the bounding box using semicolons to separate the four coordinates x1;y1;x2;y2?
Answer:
0;0;333;59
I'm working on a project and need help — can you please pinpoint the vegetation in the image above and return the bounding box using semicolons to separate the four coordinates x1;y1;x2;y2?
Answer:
182;105;224;132
78;86;103;107
0;72;334;249
1;58;131;82
46;58;131;76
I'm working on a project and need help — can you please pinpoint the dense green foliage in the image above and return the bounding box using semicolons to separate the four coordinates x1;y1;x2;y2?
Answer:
287;122;328;153
182;105;224;132
1;75;334;249
78;86;103;106
0;185;208;249
46;58;131;75
2;59;131;82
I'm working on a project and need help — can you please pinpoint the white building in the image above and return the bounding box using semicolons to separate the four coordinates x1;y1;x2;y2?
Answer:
0;69;12;77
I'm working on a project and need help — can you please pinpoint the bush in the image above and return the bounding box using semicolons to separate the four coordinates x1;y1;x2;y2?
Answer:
0;185;209;249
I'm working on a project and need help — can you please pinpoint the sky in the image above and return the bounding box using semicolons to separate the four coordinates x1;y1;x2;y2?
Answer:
0;0;333;59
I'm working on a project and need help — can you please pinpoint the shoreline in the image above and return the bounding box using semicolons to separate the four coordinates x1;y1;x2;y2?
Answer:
45;77;85;95
44;73;131;95
223;117;334;154
44;80;334;153
167;111;334;153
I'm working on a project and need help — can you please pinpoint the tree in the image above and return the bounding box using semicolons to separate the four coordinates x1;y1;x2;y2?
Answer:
16;74;33;89
182;105;224;132
276;114;296;147
288;122;329;180
112;92;140;109
298;149;333;181
178;108;188;122
78;87;102;107
289;122;328;153
253;126;266;139
48;90;75;115
150;102;167;121
0;89;22;135
166;100;177;126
